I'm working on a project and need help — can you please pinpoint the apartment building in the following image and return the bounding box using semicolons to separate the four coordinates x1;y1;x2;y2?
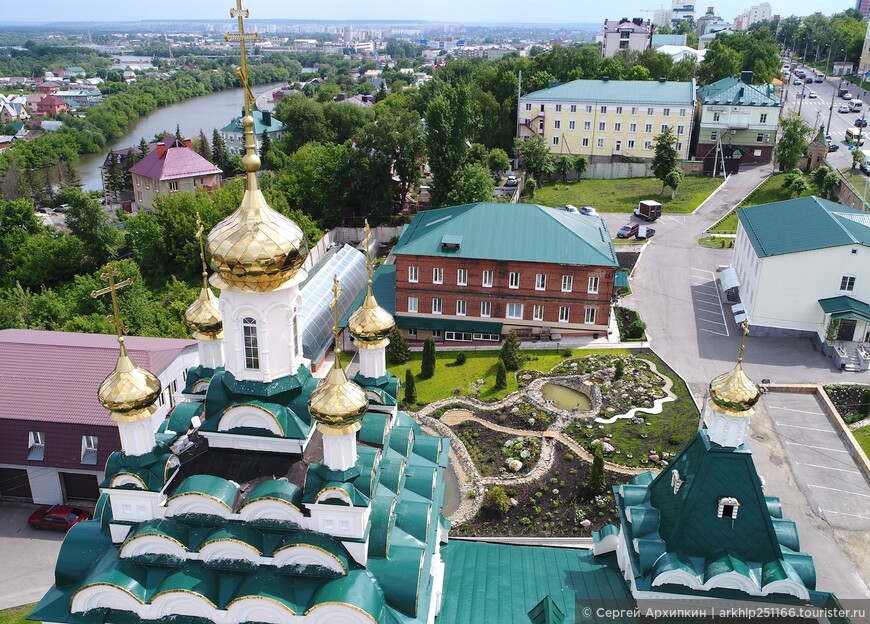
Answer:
601;18;652;58
518;79;696;163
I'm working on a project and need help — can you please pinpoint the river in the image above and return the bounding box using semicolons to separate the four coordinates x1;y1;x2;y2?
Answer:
75;83;284;191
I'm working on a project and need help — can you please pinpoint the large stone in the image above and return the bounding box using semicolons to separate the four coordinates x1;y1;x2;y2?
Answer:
506;458;523;472
580;519;592;529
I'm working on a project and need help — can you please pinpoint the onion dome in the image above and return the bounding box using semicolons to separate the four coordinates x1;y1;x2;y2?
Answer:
348;280;396;349
98;338;162;423
206;115;308;293
308;350;368;436
185;278;223;340
708;362;760;417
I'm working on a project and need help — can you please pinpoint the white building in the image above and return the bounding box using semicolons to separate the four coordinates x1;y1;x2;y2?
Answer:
732;197;870;369
601;18;652;58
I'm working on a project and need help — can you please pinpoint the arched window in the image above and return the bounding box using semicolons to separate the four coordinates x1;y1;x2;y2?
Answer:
243;317;260;370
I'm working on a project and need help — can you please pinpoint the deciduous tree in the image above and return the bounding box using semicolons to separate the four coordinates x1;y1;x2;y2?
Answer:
774;112;811;172
652;126;679;194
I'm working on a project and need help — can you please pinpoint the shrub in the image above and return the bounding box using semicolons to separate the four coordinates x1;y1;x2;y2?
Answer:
500;329;525;370
421;336;436;379
455;352;467;365
587;443;606;493
485;486;511;516
614;359;624;380
404;369;417;404
495;359;508;389
626;319;647;340
386;328;411;364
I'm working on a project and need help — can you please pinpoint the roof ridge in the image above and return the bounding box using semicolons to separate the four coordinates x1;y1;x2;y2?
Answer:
538;205;616;265
815;196;861;245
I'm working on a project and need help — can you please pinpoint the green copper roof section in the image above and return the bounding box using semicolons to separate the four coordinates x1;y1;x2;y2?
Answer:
359;412;392;446
182;365;217;395
54;520;114;588
103;442;178;492
819;295;870;323
274;531;352;574
394;203;618;267
167;401;203;434
528;595;565;624
240;479;303;510
124;519;190;551
698;76;778;106
439;542;632;624
153;566;221;609
737;196;870;258
220;109;286;135
170;475;239;511
199;523;264;555
308;570;385;621
227;570;304;615
521;79;695;105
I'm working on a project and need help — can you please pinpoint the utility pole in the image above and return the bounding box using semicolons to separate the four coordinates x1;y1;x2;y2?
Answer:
797;79;808;116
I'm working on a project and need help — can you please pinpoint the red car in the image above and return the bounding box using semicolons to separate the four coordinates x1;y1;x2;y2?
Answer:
27;505;92;532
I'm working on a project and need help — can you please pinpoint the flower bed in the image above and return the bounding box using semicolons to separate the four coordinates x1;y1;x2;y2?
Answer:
825;384;870;424
454;421;541;477
456;447;629;537
471;399;554;431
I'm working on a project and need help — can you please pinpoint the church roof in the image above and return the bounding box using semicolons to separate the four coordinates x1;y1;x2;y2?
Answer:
220;108;287;135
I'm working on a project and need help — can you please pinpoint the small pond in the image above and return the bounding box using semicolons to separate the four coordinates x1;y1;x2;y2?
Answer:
541;383;592;411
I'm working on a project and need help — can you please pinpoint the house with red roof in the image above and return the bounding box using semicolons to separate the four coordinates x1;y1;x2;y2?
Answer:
0;329;197;504
128;136;223;213
35;94;69;116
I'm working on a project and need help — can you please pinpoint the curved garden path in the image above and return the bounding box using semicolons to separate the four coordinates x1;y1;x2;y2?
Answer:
593;358;677;424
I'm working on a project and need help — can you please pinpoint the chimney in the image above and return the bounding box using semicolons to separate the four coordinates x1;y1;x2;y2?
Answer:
262;110;272;126
156;143;167;158
184;138;193;149
740;70;753;85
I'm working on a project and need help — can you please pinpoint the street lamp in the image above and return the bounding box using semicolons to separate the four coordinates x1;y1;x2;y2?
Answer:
798;79;808;115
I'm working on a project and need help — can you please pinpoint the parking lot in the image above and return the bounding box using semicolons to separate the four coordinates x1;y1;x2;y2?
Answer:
764;392;870;531
690;268;730;337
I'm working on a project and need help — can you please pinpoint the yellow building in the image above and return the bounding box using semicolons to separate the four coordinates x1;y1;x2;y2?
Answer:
518;78;696;163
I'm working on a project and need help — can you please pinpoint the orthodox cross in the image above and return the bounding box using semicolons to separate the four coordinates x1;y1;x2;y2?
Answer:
737;320;750;364
225;0;258;116
363;219;373;281
329;274;343;366
195;212;209;286
90;263;133;340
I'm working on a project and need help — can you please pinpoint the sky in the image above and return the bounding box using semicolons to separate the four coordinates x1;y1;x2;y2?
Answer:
0;1;858;25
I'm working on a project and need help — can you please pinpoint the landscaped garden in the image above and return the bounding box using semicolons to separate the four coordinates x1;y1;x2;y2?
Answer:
824;384;870;424
534;175;723;214
455;420;541;477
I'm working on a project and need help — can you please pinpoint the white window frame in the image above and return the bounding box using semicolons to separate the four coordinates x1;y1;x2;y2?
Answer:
840;275;856;292
584;120;591;130
525;102;532;111
760;113;768;124
627;139;635;149
614;122;621;132
432;298;443;314
555;104;562;112
588;276;599;294
243;317;260;370
561;275;573;292
616;106;623;114
480;300;491;317
456;268;467;286
554;119;561;129
585;105;593;113
600;105;607;114
509;272;520;289
408;266;418;283
645;123;653;133
535;273;546;291
558;306;570;323
552;136;560;146
584;307;596;324
482;270;493;288
597;138;604;148
533;304;544;321
408;296;418;313
717;496;740;519
570;104;577;112
506;303;524;319
582;137;589;147
456;299;467;316
598;121;606;131
663;108;670;116
568;120;576;130
28;430;45;461
432;267;443;284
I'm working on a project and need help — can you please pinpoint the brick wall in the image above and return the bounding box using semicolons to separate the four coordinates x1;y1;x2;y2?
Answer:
394;254;614;337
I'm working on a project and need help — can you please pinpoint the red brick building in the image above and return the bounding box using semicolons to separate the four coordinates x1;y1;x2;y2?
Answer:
391;202;618;344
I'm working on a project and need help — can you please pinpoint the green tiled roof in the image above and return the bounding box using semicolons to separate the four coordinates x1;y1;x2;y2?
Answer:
438;542;632;624
819;295;870;323
220;109;286;135
170;475;239;511
521;79;695;105
737;196;870;257
103;442;178;492
698;76;778;106
394;203;618;267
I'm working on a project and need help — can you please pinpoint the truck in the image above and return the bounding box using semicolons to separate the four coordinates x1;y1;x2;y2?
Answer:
634;200;662;221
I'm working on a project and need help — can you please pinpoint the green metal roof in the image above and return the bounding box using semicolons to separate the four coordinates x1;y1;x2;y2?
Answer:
166;401;202;434
521;79;695;105
438;542;632;624
819;295;870;323
170;475;239;511
220;109;286;135
394;203;618;267
241;479;303;510
396;315;502;334
737;196;870;258
698;76;778;106
614;270;629;289
103;442;178;492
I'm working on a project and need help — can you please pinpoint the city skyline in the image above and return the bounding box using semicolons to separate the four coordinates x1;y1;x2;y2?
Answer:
0;0;857;27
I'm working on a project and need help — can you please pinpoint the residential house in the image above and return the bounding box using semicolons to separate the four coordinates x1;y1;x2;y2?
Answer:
518;78;696;163
128;136;222;212
698;29;734;50
731;197;870;369
100;142;157;204
391;202;618;344
695;71;779;172
35;94;69;116
0;94;30;121
220;109;285;155
333;93;375;107
37;80;61;94
54;88;103;109
0;329;197;504
601;18;652;58
66;66;86;78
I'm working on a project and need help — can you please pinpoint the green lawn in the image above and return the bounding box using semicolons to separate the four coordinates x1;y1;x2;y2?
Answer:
388;348;629;406
854;425;870;458
534;175;723;214
0;605;33;624
707;173;815;235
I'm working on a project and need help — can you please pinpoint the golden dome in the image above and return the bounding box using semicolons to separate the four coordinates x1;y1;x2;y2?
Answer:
98;338;162;423
185;282;223;339
708;362;760;417
348;281;396;349
206;115;308;293
308;351;368;436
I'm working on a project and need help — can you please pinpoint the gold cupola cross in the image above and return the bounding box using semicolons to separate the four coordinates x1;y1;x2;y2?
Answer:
90;263;133;339
329;274;343;365
225;0;259;115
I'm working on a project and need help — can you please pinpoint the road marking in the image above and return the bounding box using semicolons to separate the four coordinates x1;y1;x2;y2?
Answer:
819;508;870;521
785;441;848;453
697;317;726;326
695;303;723;311
795;460;860;474
774;422;834;433
700;328;728;336
768;405;824;416
809;484;870;498
664;215;685;225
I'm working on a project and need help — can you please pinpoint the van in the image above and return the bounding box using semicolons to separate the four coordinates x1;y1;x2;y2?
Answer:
850;99;864;112
846;127;866;145
815;73;826;82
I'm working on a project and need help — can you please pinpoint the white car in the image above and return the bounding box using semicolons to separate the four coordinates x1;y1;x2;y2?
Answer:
808;91;817;98
793;78;802;85
579;206;598;216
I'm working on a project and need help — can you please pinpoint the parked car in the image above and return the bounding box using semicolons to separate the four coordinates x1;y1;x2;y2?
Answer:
843;92;854;100
505;175;518;187
838;105;851;113
617;222;639;239
636;226;656;240
54;204;70;213
808;91;817;98
28;505;91;532
856;118;869;128
579;205;598;216
827;142;840;152
861;161;870;175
